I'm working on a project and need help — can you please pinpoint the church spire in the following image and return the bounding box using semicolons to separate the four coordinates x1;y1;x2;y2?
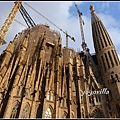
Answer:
90;5;101;24
90;5;120;117
90;4;120;72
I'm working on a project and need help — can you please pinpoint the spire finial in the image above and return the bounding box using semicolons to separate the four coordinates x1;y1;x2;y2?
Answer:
90;5;94;12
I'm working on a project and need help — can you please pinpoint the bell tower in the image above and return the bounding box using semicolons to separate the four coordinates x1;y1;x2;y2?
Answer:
90;5;120;118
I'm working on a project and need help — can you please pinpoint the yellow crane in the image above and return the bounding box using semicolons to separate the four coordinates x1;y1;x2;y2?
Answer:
0;1;22;46
0;1;75;47
0;1;36;47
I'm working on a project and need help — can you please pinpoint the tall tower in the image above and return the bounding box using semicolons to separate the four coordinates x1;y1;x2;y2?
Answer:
90;5;120;118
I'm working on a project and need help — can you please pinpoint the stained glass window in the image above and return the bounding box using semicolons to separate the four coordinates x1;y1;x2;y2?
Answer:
45;108;52;118
62;112;67;118
20;104;29;118
10;102;19;118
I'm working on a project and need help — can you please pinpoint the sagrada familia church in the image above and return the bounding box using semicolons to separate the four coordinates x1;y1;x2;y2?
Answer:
0;3;120;118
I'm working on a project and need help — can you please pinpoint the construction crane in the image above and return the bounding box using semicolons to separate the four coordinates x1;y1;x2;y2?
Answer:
74;1;87;52
24;2;75;42
0;1;75;47
0;1;36;47
0;2;22;46
74;2;101;84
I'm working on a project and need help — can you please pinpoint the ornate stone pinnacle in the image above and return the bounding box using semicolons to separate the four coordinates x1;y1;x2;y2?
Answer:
90;5;94;12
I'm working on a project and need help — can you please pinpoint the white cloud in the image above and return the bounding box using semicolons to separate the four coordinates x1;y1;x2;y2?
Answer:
0;1;120;60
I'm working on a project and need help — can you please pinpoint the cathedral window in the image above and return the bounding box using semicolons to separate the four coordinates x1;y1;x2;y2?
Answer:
45;108;52;118
62;111;67;118
36;104;42;118
10;102;20;118
20;103;30;118
91;108;104;118
94;111;103;118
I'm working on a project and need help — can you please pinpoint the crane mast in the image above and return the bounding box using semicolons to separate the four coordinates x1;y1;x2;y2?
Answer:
0;1;22;46
0;1;75;47
0;1;36;47
74;2;87;52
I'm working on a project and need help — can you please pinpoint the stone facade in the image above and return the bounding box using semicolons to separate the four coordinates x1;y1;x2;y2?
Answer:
0;5;120;118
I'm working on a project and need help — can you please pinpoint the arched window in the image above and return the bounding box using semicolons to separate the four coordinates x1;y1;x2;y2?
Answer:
45;107;52;118
20;103;30;118
36;104;42;118
116;104;120;117
62;111;67;118
91;109;104;118
10;101;20;118
94;111;102;118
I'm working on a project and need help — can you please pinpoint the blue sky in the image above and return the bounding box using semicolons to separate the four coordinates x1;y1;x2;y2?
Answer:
0;1;120;59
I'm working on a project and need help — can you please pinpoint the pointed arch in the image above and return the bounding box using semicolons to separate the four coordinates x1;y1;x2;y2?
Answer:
10;101;20;118
90;108;104;118
36;104;42;118
20;103;30;118
62;111;67;118
44;105;53;118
